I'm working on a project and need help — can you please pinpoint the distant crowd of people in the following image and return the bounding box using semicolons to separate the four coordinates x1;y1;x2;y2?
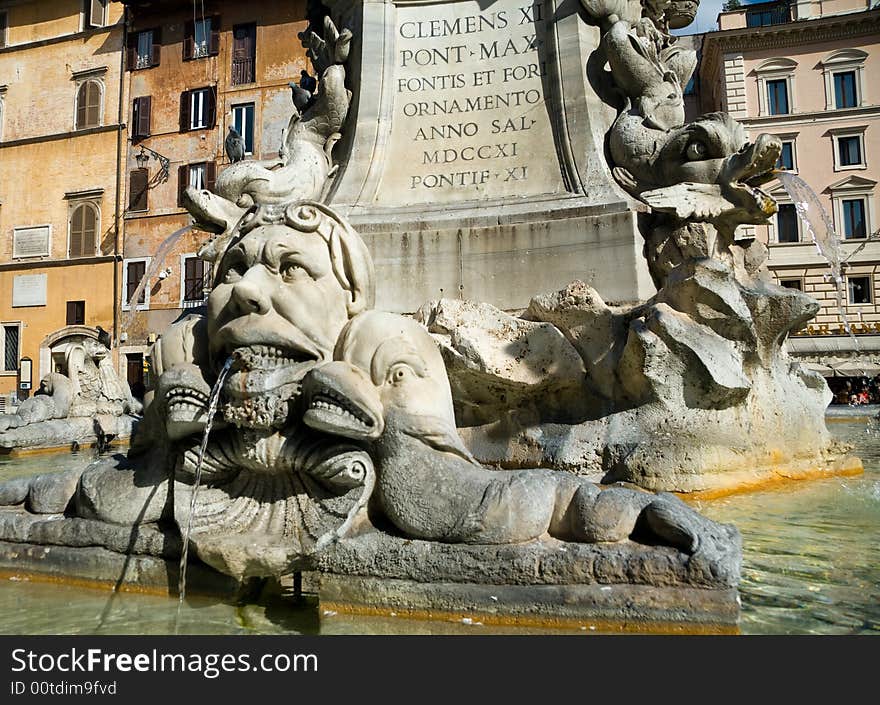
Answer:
831;378;880;406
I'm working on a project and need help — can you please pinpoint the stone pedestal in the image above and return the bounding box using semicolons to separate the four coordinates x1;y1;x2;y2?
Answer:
325;0;655;310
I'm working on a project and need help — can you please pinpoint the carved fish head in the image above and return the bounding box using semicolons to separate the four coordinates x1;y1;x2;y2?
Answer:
648;113;781;227
302;311;474;462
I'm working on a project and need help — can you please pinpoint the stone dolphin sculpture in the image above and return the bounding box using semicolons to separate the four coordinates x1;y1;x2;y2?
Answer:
302;310;720;553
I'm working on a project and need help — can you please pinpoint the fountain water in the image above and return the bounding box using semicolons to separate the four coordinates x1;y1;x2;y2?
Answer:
776;172;850;330
175;355;235;631
123;224;193;334
776;171;871;377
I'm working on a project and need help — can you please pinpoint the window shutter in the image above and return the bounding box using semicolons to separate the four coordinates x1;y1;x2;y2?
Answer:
89;0;105;28
205;161;216;193
209;17;220;55
82;204;96;256
0;13;7;49
150;27;161;66
70;205;84;257
183;20;194;61
133;96;151;139
126;35;137;71
76;83;88;129
179;90;190;132
86;81;101;127
207;88;217;129
129;169;149;211
178;164;189;206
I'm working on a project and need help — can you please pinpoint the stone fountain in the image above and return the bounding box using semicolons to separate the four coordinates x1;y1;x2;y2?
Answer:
0;333;141;454
0;1;858;631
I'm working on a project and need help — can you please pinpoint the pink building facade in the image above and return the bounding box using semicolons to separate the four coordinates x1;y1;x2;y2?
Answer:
701;0;880;388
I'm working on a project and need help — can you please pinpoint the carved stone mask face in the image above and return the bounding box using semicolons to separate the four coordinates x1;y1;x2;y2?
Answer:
206;223;354;426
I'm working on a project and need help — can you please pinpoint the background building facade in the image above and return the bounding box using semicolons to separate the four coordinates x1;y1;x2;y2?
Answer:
701;0;880;393
0;0;125;406
118;0;313;394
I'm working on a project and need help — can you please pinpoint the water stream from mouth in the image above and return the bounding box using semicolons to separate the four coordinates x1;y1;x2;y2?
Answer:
174;356;235;633
123;224;193;336
775;172;868;375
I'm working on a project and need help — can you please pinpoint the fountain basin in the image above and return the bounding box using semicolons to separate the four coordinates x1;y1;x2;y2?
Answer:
0;506;742;632
0;415;138;456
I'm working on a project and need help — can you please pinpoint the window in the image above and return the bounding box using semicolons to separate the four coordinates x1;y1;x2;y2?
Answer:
84;0;107;28
129;168;149;212
780;279;802;291
746;4;789;27
232;103;255;154
754;58;796;117
821;50;867;111
848;276;872;305
66;301;86;326
127;29;161;71
842;199;867;239
0;12;7;49
178;162;215;205
75;80;102;130
180;87;216;132
2;324;20;372
834;72;857;110
181;255;211;306
776;203;799;243
767;79;788;115
184;17;219;60
69;202;98;257
777;141;795;171
132;96;151;140
122;258;150;311
829;175;875;242
231;24;256;85
838;136;863;168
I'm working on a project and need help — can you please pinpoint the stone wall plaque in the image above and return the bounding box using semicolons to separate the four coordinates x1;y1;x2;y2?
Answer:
374;0;566;206
12;274;47;307
12;226;51;259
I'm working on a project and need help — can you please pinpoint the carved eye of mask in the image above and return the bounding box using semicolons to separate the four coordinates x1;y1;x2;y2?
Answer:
686;141;707;160
280;261;304;282
387;362;415;386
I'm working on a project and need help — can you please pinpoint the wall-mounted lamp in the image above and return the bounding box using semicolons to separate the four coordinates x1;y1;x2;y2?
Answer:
135;145;171;183
157;267;173;280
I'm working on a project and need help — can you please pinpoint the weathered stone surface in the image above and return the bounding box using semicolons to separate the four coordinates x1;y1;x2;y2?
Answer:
415;298;589;425
319;576;740;631
0;415;138;453
524;280;632;402
644;303;751;409
0;507;178;558
28;467;85;514
0;540;238;596
318;528;741;589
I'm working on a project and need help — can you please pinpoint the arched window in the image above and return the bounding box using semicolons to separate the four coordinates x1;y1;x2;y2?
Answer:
69;202;98;258
75;80;102;130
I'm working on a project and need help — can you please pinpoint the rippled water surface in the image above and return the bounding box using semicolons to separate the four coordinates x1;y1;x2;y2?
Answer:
0;422;878;635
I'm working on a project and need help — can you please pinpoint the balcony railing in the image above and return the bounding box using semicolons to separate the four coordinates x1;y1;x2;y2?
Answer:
232;58;255;85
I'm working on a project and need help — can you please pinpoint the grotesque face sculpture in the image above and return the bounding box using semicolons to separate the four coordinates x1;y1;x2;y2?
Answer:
206;203;375;430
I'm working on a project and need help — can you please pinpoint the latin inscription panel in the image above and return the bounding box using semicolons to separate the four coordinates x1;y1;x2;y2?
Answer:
12;274;47;307
376;0;565;206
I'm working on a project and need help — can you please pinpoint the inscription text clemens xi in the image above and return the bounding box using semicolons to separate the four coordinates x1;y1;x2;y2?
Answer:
378;0;565;205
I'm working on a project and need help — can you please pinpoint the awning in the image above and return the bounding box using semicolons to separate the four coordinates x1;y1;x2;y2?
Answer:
804;362;836;377
831;361;880;377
